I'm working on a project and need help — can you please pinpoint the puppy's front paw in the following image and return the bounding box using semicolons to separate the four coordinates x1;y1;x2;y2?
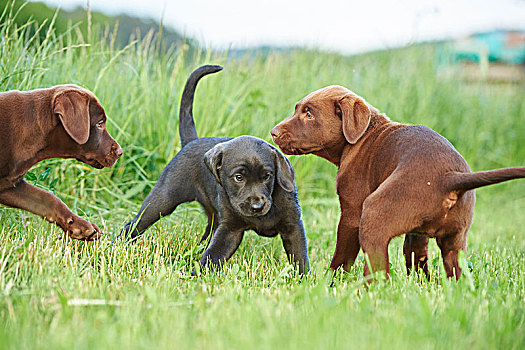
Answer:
59;215;102;241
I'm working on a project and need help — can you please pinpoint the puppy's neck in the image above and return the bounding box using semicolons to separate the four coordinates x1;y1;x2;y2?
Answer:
1;92;62;179
24;107;67;162
339;111;401;167
313;143;346;166
316;111;393;167
366;109;392;133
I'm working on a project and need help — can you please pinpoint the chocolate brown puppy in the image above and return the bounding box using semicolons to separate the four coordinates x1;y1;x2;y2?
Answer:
271;85;524;279
0;84;122;240
122;66;309;274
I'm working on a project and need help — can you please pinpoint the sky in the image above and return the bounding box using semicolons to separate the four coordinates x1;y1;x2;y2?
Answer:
39;0;525;55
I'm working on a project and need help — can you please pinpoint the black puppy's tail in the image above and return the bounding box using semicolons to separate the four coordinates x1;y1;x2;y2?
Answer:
443;167;525;192
179;65;223;148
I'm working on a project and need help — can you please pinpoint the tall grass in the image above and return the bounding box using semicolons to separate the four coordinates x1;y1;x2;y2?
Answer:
0;3;524;349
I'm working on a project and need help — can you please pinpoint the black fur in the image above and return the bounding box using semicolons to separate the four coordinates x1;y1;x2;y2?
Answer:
121;65;309;273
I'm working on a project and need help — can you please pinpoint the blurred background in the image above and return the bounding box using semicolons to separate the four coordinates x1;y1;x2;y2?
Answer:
26;0;525;56
5;0;525;70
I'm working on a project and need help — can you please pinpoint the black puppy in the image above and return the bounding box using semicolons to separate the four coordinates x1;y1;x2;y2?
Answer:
122;65;309;273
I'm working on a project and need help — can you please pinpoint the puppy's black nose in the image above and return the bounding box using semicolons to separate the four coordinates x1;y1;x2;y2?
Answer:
270;127;280;139
251;202;265;213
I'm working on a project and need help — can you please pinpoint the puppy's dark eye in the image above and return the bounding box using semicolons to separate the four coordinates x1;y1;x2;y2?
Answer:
263;172;272;181
233;174;244;183
306;111;313;120
96;121;105;129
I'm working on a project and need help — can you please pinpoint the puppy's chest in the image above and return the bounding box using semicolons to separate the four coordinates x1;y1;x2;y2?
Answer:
0;161;33;191
241;212;280;237
252;227;279;238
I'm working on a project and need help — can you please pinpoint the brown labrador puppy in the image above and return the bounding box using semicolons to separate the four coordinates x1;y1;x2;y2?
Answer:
271;85;525;280
0;84;122;240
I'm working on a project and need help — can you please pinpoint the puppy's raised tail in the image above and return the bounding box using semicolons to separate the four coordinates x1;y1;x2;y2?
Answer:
443;167;525;193
179;65;223;148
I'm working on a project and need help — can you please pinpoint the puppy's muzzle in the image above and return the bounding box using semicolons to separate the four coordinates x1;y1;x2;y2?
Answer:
105;142;123;166
271;126;293;150
241;196;271;217
251;202;265;213
270;127;288;144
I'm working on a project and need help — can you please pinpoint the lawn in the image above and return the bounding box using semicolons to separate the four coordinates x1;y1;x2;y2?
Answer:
1;4;524;349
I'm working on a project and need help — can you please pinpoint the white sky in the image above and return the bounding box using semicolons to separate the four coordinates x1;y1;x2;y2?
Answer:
38;0;525;54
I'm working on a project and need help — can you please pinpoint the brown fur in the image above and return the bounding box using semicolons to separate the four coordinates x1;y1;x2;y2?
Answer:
0;85;122;240
271;85;525;280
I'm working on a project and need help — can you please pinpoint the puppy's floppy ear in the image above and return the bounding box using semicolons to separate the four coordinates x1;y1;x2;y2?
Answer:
204;143;225;185
53;90;90;144
269;144;295;193
335;95;371;144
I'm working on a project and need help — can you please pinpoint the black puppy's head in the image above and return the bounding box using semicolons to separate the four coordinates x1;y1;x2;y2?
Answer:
204;136;295;217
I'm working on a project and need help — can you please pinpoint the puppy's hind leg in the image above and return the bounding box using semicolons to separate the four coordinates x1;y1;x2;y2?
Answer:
359;177;429;279
436;231;468;280
121;178;194;240
403;233;430;279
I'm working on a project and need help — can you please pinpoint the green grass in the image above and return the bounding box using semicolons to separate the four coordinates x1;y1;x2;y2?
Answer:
1;4;524;349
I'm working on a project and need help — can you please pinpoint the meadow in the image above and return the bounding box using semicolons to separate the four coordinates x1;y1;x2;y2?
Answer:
1;4;524;349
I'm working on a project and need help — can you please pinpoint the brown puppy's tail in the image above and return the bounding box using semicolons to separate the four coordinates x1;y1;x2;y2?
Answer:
444;167;525;192
179;64;223;148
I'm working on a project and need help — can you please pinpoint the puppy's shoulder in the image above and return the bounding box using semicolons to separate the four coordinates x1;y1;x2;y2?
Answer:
272;184;300;208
